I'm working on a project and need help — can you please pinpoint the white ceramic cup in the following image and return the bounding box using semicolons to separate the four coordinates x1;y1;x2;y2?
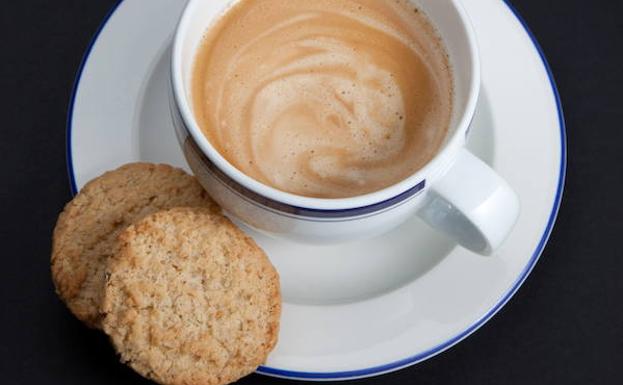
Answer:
170;0;520;255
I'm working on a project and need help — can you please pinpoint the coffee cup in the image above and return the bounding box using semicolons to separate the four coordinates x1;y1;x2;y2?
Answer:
170;0;519;255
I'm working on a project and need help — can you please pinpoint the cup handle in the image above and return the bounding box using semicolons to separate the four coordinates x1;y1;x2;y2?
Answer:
417;148;520;255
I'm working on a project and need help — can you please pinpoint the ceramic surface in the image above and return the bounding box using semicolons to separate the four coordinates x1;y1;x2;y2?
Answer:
67;0;565;380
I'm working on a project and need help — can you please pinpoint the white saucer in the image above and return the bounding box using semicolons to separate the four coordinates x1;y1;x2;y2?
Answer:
68;0;566;381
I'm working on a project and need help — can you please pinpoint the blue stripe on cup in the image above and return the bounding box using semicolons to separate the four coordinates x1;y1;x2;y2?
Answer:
182;134;426;219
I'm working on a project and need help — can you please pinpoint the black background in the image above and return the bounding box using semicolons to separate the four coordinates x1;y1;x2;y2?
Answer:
1;1;621;384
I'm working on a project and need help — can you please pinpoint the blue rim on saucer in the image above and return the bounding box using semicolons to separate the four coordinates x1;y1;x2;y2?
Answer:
66;0;566;380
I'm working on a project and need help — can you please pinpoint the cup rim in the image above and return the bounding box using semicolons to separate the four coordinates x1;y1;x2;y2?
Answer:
171;0;480;211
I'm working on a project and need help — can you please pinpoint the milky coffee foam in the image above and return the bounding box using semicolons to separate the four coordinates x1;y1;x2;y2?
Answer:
192;0;453;198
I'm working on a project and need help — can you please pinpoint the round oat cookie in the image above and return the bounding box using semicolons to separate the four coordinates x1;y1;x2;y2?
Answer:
51;163;218;328
101;207;281;385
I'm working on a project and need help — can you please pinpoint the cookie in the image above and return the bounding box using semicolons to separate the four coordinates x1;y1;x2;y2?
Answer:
101;207;280;385
51;163;218;327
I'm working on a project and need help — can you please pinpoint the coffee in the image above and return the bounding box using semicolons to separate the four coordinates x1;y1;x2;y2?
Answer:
192;0;453;198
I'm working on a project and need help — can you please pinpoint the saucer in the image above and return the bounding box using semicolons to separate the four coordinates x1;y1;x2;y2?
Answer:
67;0;566;381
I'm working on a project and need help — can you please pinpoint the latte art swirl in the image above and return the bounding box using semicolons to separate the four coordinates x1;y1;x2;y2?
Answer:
193;0;453;198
